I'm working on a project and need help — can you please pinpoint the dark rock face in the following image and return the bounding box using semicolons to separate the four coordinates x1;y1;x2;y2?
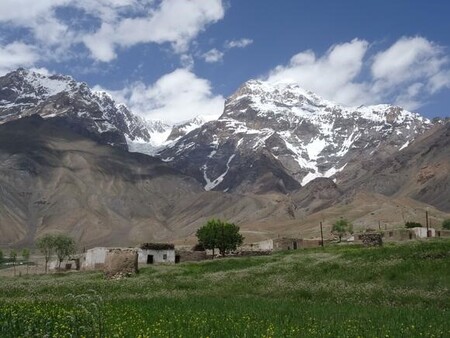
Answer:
0;69;151;150
160;80;432;193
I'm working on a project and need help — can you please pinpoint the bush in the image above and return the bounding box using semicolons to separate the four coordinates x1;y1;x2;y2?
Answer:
405;222;422;229
442;219;450;230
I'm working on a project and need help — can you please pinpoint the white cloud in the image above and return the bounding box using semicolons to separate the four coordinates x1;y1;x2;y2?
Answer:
82;0;225;61
0;42;39;75
180;54;194;70
0;0;68;23
0;0;225;64
371;36;450;107
267;39;370;105
102;69;224;123
202;48;224;63
266;37;450;110
225;38;253;49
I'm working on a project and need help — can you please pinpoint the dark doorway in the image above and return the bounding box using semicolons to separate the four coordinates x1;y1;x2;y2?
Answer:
293;241;298;250
175;255;180;263
147;255;154;264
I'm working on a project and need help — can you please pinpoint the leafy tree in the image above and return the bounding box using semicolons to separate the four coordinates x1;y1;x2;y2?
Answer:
22;248;30;275
196;219;244;256
54;234;76;269
442;219;450;230
405;221;422;229
37;234;56;273
332;219;353;242
196;219;220;256
10;249;17;276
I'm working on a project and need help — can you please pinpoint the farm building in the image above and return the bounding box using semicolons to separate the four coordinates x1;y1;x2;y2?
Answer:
138;243;176;264
353;227;438;244
82;243;176;270
381;227;436;241
436;229;450;238
250;237;322;252
83;247;109;270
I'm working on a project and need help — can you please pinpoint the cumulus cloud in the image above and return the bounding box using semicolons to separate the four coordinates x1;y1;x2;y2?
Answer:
267;39;370;105
82;0;225;61
225;38;253;49
0;42;39;75
0;0;225;64
202;48;224;63
371;36;450;108
266;36;450;110
101;69;225;123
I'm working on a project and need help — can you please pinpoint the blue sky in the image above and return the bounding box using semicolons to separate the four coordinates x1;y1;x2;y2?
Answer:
1;0;449;122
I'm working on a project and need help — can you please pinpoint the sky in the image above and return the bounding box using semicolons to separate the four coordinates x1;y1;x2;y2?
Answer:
1;0;450;123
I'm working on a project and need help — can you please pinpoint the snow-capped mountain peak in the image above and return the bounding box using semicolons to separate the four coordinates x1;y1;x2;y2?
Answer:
0;69;155;149
160;79;432;192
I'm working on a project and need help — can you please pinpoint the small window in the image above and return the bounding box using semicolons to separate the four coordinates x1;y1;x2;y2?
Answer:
163;254;167;260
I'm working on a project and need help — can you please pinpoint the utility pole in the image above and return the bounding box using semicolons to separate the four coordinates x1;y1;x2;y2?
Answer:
320;221;324;248
426;209;430;237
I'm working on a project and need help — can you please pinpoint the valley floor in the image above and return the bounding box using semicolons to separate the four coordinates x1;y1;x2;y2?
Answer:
1;240;450;337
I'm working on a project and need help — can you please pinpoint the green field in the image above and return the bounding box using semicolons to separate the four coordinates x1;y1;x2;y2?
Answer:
1;240;450;337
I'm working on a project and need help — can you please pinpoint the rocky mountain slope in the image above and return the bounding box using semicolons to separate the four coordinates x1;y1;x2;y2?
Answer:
1;69;448;247
338;121;450;212
160;80;432;193
0;115;303;247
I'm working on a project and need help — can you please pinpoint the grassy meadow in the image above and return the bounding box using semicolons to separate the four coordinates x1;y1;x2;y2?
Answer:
1;239;450;337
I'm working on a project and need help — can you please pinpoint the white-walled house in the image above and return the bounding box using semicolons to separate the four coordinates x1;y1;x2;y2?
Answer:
83;247;109;270
138;243;176;264
81;244;176;270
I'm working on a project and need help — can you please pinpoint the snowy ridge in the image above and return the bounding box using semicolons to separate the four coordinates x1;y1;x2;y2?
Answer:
161;79;432;191
0;69;154;149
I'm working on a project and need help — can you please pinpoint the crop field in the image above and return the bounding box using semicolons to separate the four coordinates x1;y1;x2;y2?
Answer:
1;240;450;337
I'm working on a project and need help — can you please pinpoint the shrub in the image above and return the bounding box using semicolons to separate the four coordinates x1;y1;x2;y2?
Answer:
442;219;450;230
405;221;422;229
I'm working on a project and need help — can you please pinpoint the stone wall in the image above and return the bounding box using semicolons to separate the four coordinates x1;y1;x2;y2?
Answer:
176;250;207;262
359;233;383;246
104;248;138;278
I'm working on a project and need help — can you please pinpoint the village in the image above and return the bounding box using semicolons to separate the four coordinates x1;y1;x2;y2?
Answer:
50;224;450;278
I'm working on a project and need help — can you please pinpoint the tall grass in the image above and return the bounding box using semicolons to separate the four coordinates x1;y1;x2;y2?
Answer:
1;239;449;337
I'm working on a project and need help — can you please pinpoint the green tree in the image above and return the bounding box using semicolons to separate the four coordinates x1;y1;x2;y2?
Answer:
196;219;244;256
10;249;17;276
22;248;30;275
332;219;353;242
54;234;76;269
442;219;450;230
37;234;56;273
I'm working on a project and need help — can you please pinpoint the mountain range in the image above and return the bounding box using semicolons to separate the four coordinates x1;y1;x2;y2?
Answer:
0;69;448;247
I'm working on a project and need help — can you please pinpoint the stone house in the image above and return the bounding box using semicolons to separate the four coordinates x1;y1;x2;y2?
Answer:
250;237;322;252
82;243;177;270
83;247;109;270
138;243;176;264
382;227;436;241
